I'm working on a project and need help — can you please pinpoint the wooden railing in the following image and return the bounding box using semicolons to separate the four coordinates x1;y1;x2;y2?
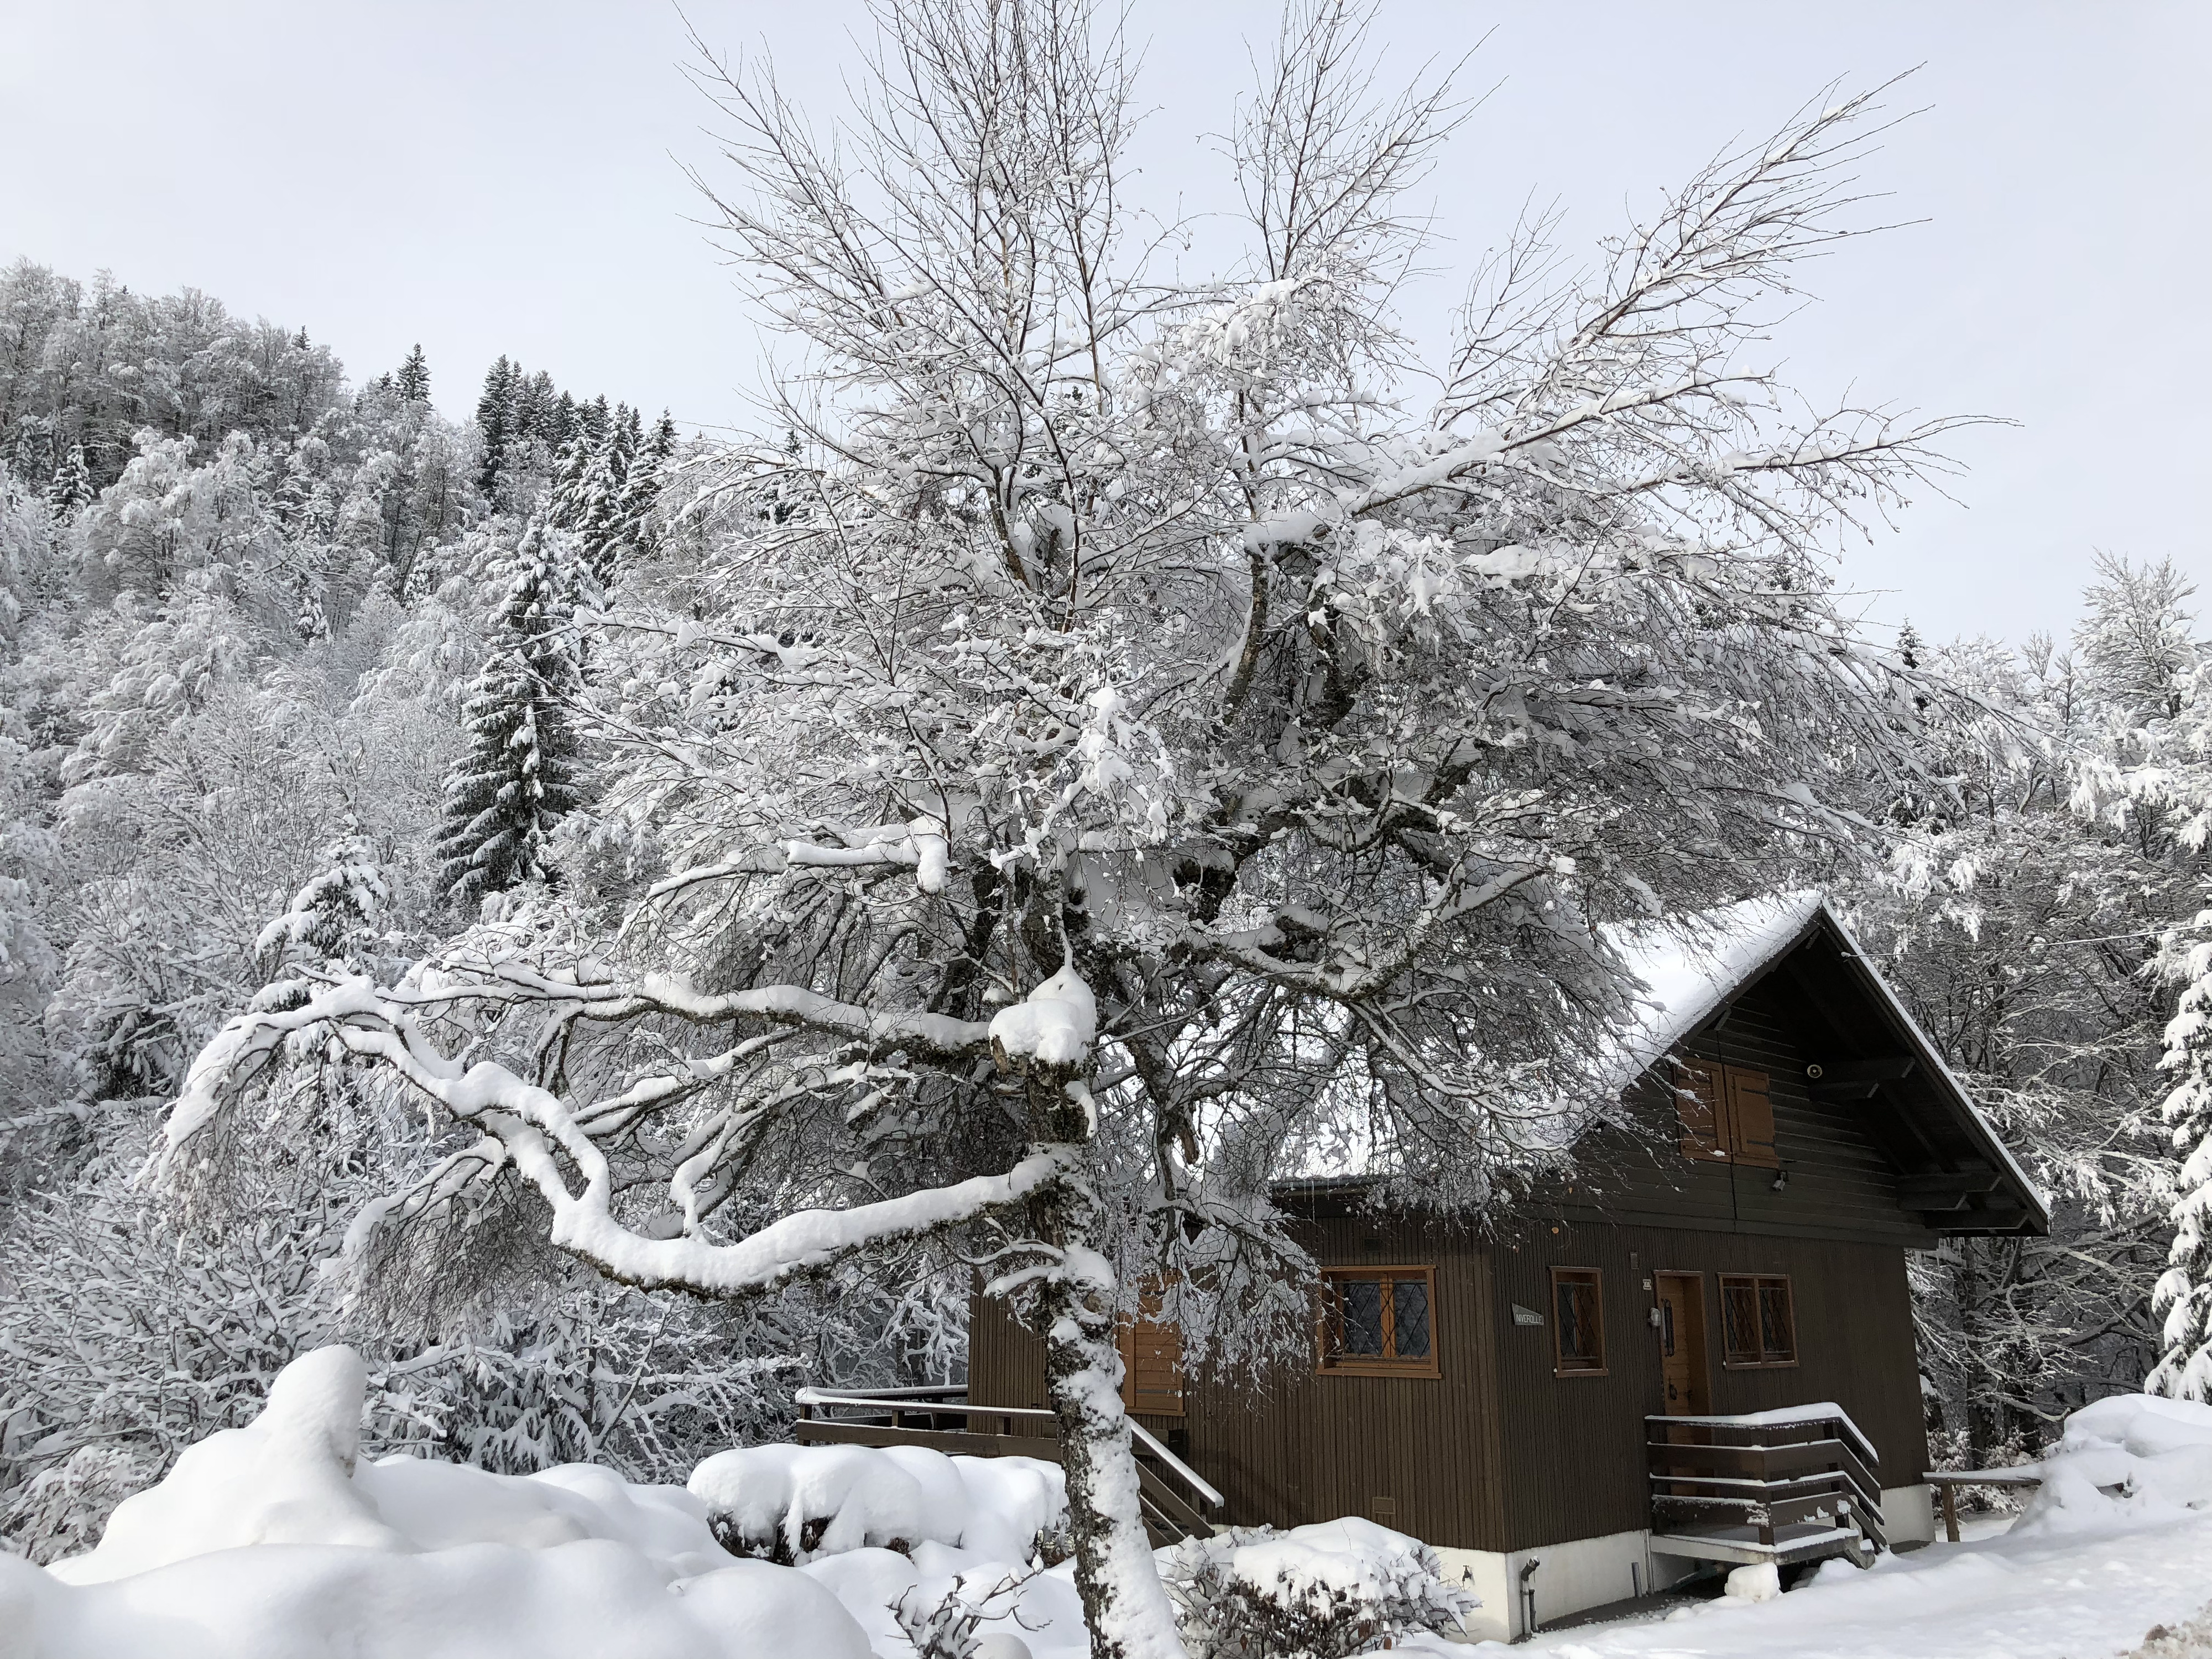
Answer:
1924;1466;2043;1543
1647;1406;1886;1563
794;1386;1222;1545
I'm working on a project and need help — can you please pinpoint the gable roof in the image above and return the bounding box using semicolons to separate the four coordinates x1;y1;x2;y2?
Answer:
1275;893;2049;1238
1601;891;1829;1095
1607;891;2047;1238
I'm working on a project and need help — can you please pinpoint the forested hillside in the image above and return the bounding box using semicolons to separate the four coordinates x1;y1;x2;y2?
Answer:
0;259;954;1561
0;178;2206;1579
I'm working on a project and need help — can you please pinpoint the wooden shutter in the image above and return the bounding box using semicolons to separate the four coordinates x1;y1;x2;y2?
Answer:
1726;1068;1778;1167
1119;1305;1185;1417
1675;1060;1727;1160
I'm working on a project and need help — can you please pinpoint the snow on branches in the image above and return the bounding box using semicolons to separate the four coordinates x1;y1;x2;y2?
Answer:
2153;910;2212;1403
168;7;1983;1657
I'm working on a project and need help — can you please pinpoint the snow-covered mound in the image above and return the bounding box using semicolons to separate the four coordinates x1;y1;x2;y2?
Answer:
1164;1516;1478;1654
1201;1515;1471;1613
2;1346;1484;1659
2012;1392;2212;1536
688;1441;1065;1566
8;1345;867;1659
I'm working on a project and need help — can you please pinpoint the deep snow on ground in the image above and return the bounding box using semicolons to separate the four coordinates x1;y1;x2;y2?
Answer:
7;1348;2212;1659
3;1347;873;1659
1497;1392;2212;1659
1501;1514;2212;1659
0;1346;1464;1659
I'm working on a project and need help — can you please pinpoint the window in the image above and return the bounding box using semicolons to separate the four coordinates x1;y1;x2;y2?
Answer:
1317;1265;1439;1376
1118;1305;1185;1417
1551;1267;1606;1375
1673;1060;1780;1168
1720;1274;1797;1367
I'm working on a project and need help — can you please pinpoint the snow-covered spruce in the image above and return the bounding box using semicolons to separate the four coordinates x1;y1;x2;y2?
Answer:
2152;903;2212;1402
432;517;586;906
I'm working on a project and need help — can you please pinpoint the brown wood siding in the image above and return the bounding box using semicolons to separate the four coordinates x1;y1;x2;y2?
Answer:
969;1217;1509;1550
1568;980;1940;1249
968;1212;1922;1553
1487;1218;1926;1550
966;972;1940;1553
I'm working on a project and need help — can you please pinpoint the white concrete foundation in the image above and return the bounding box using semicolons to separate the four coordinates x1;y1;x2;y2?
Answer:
1884;1482;1936;1546
1434;1530;1672;1643
1427;1492;1919;1642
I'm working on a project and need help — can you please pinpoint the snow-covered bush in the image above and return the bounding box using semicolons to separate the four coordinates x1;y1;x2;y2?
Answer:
893;1571;1037;1659
0;1446;149;1564
687;1442;1066;1567
1162;1519;1477;1658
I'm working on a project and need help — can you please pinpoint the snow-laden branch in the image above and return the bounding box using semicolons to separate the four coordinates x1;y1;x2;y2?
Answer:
165;974;1070;1300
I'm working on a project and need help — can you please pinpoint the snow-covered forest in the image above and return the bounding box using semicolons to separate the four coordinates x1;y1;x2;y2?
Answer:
1;1;2209;1654
0;264;966;1555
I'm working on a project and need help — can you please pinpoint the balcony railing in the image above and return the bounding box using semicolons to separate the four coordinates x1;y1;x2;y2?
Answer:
1646;1404;1885;1568
794;1385;1222;1545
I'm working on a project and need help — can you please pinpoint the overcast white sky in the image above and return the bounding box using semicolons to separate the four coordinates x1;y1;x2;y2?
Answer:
2;1;2205;643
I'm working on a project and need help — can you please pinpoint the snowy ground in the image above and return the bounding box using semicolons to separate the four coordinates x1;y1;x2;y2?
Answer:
1495;1515;2212;1659
6;1350;2209;1659
1491;1393;2212;1659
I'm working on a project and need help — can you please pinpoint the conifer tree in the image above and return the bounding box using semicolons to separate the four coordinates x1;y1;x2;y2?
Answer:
547;418;632;592
395;345;431;404
2152;905;2212;1402
549;431;594;525
253;829;389;1000
549;392;580;453
614;410;671;566
473;356;517;500
11;418;54;486
44;443;92;518
433;518;585;905
520;371;560;446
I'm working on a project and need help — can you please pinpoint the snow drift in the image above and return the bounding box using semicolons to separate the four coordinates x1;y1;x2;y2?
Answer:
9;1345;867;1659
2;1345;1488;1659
2010;1392;2212;1535
1;1346;1091;1659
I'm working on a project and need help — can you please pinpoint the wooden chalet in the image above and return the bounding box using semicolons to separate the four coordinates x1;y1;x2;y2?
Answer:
799;893;2048;1642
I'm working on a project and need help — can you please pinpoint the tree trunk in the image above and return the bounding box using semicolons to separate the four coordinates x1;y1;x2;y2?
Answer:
1960;1240;2000;1466
1024;1061;1184;1659
1040;1243;1186;1659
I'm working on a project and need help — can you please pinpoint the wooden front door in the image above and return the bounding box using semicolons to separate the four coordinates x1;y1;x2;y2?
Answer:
1655;1272;1709;1416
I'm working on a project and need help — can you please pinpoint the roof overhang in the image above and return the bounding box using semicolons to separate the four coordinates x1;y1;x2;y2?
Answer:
1652;898;2048;1238
1267;895;2050;1239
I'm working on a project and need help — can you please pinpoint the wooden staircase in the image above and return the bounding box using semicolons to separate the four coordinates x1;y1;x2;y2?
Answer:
1645;1405;1886;1569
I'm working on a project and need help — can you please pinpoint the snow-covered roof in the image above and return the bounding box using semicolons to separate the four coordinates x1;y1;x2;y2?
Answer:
1603;890;2044;1231
1600;890;1828;1096
1276;890;2046;1234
